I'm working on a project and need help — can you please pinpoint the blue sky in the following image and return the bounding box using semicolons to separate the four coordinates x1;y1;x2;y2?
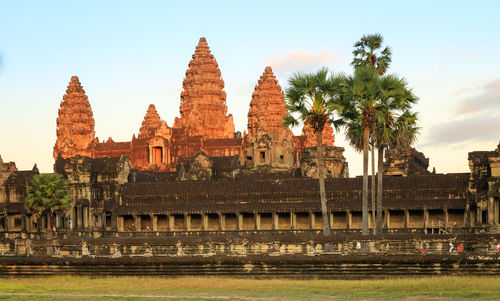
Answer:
1;1;499;175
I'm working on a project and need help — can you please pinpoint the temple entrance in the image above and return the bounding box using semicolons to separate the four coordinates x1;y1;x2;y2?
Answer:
151;147;163;165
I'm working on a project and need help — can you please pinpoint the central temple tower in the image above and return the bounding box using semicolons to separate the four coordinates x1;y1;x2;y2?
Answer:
173;37;235;138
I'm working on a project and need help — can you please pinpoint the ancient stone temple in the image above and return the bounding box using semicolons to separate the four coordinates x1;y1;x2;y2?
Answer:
244;66;294;169
173;37;235;139
468;141;500;227
51;37;348;177
53;76;96;159
384;145;430;176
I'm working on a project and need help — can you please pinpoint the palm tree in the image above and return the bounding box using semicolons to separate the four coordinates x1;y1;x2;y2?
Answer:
339;65;416;235
283;68;344;236
375;110;419;233
352;33;392;75
352;33;392;234
26;173;72;231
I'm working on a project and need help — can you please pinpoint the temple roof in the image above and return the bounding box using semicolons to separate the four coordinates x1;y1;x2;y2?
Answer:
118;173;469;213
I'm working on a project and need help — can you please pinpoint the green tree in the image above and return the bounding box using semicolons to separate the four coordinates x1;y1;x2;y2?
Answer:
339;65;416;235
352;33;392;75
283;68;344;236
26;173;71;230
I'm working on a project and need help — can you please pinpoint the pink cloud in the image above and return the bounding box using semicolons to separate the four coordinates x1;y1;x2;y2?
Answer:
455;78;500;115
265;50;347;71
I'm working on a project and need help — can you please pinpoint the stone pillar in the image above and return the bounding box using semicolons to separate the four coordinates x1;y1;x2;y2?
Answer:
404;210;410;228
237;213;243;231
133;214;139;231
423;208;429;233
495;198;499;225
255;212;261;230
291;212;297;230
444;208;449;225
83;207;89;229
329;212;334;230
346;210;352;229
113;215;119;231
185;214;191;231
309;211;315;229
202;214;208;231
70;206;75;230
168;214;174;231
219;213;225;231
385;210;390;229
272;212;278;230
151;214;157;231
77;206;83;230
102;212;106;231
490;197;499;225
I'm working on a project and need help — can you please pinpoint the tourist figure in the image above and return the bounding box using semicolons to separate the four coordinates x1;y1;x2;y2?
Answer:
422;242;427;253
69;219;73;230
449;241;454;253
356;241;361;252
496;243;500;252
457;242;463;253
52;226;57;239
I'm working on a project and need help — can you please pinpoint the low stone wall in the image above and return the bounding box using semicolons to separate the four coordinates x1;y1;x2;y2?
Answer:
0;234;499;277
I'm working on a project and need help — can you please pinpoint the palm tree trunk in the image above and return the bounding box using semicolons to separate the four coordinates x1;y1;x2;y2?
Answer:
371;142;376;234
376;146;384;234
316;131;331;236
362;126;369;235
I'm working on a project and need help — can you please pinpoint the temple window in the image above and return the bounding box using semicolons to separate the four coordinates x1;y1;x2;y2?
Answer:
246;156;252;161
279;155;284;163
260;151;266;162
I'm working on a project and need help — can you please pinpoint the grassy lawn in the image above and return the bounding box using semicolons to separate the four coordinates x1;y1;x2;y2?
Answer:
0;276;498;300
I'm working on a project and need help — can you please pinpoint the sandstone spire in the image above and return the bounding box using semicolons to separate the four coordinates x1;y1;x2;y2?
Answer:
138;104;165;139
173;37;235;138
53;76;95;159
302;122;335;147
248;66;292;140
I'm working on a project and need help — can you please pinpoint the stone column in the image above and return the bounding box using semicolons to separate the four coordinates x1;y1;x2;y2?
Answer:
255;212;261;230
444;208;449;225
423;208;429;233
151;214;157;231
168;214;174;231
404;210;410;228
309;211;315;229
77;206;83;230
83;207;90;229
133;214;139;231
237;213;243;231
272;212;278;230
113;215;119;231
202;214;208;231
291;212;297;230
385;210;390;229
495;198;499;225
329;212;334;230
185;214;191;231
70;206;75;230
219;213;225;231
346;210;352;229
102;212;107;231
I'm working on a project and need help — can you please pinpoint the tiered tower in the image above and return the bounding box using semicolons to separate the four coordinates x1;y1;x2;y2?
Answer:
138;104;169;139
248;66;293;141
301;122;335;147
173;37;235;138
53;76;96;159
245;66;293;168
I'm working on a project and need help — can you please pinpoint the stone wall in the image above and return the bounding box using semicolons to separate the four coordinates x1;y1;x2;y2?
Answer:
0;234;499;277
